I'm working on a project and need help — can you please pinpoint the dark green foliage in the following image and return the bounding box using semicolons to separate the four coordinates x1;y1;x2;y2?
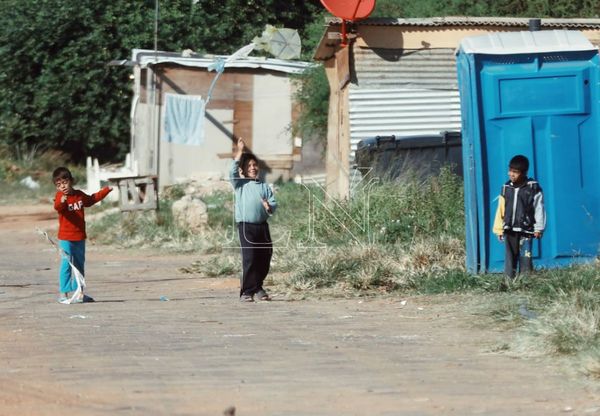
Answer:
0;0;322;163
371;0;406;17
409;269;488;294
292;65;329;148
2;0;597;163
371;0;600;18
0;0;147;162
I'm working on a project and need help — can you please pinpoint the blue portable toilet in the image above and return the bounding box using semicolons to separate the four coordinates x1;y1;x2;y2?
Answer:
456;30;600;273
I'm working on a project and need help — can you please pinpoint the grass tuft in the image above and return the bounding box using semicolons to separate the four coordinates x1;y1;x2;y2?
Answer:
179;254;238;277
517;289;599;356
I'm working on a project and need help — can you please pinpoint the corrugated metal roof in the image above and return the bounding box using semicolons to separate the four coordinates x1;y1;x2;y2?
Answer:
354;48;458;89
314;17;600;60
132;49;313;74
328;16;600;28
458;30;595;54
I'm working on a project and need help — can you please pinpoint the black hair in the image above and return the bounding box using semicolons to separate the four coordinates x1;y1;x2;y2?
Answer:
509;155;529;173
52;166;73;183
239;152;258;177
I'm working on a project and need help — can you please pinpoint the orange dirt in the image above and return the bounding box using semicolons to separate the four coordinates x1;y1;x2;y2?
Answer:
0;203;598;415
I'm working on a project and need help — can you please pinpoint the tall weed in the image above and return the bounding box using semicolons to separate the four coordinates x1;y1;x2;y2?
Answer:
270;167;464;247
284;237;466;294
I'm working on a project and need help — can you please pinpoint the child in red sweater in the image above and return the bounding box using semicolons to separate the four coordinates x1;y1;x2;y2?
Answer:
53;167;112;303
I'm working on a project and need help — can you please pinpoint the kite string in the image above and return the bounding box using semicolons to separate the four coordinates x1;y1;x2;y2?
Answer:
36;229;85;304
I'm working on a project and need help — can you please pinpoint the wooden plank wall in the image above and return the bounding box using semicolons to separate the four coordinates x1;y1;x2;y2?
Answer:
150;65;254;156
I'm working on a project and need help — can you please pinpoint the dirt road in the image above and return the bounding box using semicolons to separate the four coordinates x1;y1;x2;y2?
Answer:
0;204;598;415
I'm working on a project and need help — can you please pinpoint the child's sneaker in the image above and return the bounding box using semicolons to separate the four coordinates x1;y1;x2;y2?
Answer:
239;294;254;302
255;289;271;301
58;297;69;304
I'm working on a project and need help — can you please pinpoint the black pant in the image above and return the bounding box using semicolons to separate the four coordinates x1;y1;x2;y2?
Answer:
238;222;273;296
504;231;533;278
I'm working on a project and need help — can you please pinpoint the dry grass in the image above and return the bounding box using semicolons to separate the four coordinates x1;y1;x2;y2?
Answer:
282;236;466;294
514;289;600;358
0;145;86;204
85;168;600;381
179;254;238;277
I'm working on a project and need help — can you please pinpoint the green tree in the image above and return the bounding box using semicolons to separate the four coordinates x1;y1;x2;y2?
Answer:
372;0;600;18
0;0;321;163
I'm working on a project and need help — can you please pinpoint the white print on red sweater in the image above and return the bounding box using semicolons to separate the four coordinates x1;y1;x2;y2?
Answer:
68;200;83;211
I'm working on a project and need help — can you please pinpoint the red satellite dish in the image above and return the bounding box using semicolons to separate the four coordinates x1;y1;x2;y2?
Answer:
320;0;376;21
320;0;376;46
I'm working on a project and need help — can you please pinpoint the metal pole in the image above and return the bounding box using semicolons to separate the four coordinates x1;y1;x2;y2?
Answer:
153;0;161;201
154;0;159;61
149;0;160;211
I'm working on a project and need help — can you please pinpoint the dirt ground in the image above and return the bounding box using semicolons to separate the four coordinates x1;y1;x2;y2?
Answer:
0;203;598;416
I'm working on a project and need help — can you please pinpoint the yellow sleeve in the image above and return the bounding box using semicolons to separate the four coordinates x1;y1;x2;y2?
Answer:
493;195;505;236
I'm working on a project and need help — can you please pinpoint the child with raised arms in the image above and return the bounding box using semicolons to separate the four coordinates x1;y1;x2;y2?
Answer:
230;138;277;302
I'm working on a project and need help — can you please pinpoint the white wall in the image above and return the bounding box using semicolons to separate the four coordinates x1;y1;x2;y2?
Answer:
132;72;297;186
133;102;153;176
158;108;234;186
252;74;293;157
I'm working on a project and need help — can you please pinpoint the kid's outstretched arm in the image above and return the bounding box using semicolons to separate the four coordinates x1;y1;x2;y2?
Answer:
230;137;245;188
234;137;245;161
83;186;112;207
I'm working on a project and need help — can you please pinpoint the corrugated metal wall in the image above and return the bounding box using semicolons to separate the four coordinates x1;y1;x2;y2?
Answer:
349;47;461;161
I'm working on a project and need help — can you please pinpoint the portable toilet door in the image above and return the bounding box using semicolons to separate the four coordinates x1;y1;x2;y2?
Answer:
456;30;600;273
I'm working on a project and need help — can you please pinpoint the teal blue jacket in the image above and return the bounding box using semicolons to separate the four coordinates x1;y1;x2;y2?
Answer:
230;160;277;223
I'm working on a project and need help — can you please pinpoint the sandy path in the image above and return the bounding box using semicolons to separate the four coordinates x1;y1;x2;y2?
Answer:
0;204;598;415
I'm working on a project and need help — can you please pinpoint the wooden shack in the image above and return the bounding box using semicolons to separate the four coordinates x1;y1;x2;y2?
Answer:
130;49;313;186
313;17;600;198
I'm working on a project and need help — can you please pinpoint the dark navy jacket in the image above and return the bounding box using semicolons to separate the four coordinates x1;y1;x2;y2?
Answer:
493;178;546;235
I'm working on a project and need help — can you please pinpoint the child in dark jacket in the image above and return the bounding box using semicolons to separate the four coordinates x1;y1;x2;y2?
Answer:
493;155;546;278
230;138;277;302
53;167;112;303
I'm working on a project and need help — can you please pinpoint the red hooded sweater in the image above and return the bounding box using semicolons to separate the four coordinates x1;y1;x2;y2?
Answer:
54;187;111;241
